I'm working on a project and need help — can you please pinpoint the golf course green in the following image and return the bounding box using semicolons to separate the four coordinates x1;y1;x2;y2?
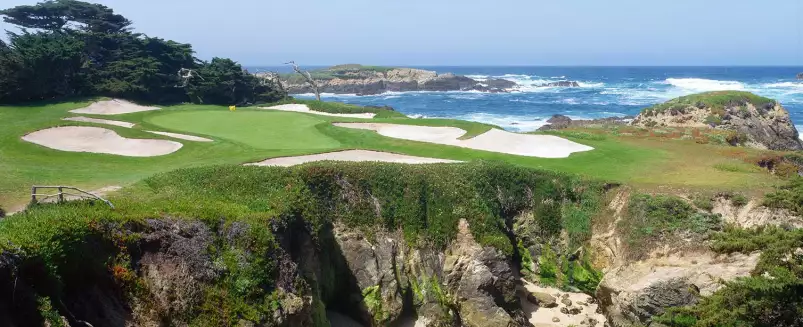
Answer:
0;99;785;210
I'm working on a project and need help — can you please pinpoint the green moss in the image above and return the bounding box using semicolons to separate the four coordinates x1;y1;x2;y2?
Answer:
538;244;559;286
565;250;603;294
362;285;387;322
37;296;65;327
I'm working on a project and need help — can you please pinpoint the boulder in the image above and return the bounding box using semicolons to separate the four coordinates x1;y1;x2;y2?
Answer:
527;291;559;308
561;298;573;306
797;72;803;80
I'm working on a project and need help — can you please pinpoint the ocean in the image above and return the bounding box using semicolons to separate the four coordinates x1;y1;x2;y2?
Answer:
250;66;803;134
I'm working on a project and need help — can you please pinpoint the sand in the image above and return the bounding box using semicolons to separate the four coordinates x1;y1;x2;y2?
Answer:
333;123;594;158
70;99;160;115
247;150;460;167
63;116;136;128
520;281;606;327
145;131;213;142
22;126;182;157
260;104;376;119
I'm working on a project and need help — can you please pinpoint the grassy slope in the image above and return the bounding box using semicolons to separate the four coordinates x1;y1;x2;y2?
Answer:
643;90;776;115
0;100;786;209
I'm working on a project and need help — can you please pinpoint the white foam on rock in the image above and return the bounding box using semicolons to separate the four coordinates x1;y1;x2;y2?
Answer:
63;116;136;128
145;131;213;142
22;126;182;157
259;104;375;119
70;99;160;115
247;150;460;167
333;123;593;158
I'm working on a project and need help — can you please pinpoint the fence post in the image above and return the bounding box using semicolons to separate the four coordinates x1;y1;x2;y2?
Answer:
58;186;64;203
31;186;36;204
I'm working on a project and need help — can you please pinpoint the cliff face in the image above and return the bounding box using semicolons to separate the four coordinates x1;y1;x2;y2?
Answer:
279;66;517;95
632;91;803;150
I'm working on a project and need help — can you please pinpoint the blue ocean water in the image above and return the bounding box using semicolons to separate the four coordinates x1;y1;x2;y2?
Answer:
253;66;803;133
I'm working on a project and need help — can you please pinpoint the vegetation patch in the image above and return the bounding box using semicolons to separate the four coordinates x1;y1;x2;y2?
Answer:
619;194;721;259
641;91;775;116
658;226;803;326
763;177;803;215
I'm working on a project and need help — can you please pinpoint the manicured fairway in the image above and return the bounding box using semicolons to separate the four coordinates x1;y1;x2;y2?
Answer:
147;111;340;150
0;100;787;210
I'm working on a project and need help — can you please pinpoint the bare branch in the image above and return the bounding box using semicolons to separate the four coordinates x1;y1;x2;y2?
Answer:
285;61;320;101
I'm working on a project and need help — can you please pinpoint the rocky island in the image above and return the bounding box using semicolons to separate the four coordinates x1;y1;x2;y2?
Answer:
274;64;584;95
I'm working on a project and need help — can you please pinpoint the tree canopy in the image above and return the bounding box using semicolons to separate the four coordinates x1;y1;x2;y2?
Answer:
0;0;285;105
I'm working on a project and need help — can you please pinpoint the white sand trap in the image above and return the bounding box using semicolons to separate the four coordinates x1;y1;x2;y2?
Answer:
260;104;376;119
63;116;136;128
333;123;594;158
145;131;213;142
247;150;460;167
70;99;160;115
22;126;182;157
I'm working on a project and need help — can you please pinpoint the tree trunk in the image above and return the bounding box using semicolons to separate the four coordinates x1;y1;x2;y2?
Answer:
285;61;320;101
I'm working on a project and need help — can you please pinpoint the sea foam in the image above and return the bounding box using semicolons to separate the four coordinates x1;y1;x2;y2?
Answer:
664;78;745;91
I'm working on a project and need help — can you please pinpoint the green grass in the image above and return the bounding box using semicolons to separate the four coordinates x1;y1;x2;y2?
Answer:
0;100;785;209
147;111;340;150
642;91;776;115
274;98;407;118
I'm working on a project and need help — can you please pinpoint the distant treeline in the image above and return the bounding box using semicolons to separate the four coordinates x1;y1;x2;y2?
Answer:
0;0;285;105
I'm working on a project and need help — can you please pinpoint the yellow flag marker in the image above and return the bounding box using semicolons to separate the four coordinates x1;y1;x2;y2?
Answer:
229;105;236;111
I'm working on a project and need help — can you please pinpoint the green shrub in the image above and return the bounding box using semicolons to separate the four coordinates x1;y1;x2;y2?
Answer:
764;177;803;215
660;226;803;326
724;131;748;146
731;194;748;207
538;245;559;286
692;196;714;211
620;194;720;259
703;115;722;126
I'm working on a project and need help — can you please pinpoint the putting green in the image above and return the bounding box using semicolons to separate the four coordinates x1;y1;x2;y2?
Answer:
147;111;341;150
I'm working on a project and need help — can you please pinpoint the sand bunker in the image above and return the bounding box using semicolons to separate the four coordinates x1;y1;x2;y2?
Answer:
333;123;594;158
145;131;213;142
22;126;182;157
70;99;160;115
260;104;375;119
63;116;136;128
247;150;460;167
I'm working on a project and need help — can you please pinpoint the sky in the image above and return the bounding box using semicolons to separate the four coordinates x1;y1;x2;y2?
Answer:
1;0;803;66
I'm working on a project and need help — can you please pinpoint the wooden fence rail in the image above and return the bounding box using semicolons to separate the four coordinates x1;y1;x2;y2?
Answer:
31;186;115;209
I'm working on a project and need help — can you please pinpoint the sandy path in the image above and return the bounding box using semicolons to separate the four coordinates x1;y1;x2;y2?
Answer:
260;104;376;119
247;150;460;166
63;116;136;128
22;126;182;157
520;281;606;327
334;123;594;158
70;99;160;115
145;131;213;142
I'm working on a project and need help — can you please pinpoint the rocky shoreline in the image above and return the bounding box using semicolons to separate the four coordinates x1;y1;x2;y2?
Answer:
275;65;582;95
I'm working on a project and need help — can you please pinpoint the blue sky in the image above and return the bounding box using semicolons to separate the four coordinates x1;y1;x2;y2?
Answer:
2;0;803;66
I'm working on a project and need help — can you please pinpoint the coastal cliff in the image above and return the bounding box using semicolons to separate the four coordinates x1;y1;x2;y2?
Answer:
276;64;520;95
632;91;803;150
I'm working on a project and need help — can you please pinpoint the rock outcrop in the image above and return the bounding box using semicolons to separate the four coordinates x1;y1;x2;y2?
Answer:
278;65;517;95
632;91;803;150
538;114;632;131
797;72;803;80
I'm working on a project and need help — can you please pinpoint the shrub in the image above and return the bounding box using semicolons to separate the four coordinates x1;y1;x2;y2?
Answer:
620;194;720;259
704;115;722;126
731;194;748;207
692;196;714;211
764;177;803;215
724;131;748;146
